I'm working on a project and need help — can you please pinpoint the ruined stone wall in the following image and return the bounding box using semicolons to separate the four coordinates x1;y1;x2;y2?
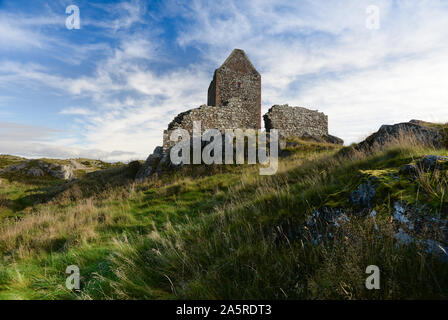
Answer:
163;98;256;150
160;49;331;151
263;104;328;138
207;49;261;129
207;72;217;107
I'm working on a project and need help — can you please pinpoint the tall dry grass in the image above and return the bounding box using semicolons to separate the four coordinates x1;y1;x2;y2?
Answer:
0;199;101;257
99;131;448;299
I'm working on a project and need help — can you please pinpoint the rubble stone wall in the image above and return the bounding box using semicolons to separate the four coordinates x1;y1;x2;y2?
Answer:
163;98;256;150
263;104;328;138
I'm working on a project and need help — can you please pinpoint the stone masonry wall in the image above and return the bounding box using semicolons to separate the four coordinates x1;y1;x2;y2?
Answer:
163;98;255;150
207;49;261;129
263;104;328;138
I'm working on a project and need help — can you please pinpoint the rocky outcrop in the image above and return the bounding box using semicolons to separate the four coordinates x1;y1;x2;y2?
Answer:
324;134;344;145
48;163;75;180
0;160;75;180
307;201;448;261
355;120;445;152
305;155;448;261
401;155;448;175
135;146;165;181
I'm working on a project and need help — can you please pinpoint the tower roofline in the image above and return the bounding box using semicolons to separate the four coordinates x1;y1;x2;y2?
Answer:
218;48;260;75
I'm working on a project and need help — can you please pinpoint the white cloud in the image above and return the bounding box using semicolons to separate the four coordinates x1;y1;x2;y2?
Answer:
0;12;62;49
0;140;137;161
297;49;448;143
84;0;147;32
3;0;448;161
60;107;94;116
0;122;137;161
172;0;448;144
0;122;60;141
1;33;210;160
64;61;211;160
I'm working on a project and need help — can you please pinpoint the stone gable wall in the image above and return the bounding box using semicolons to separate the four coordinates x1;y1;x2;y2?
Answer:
263;104;328;138
207;49;261;129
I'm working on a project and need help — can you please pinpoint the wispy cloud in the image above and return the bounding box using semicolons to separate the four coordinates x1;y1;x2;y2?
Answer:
172;0;448;141
0;11;63;49
1;0;448;161
85;0;148;31
60;107;93;116
0;122;60;141
0;122;137;160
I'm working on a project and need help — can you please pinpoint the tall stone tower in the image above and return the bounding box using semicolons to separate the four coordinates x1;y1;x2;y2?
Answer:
207;49;261;129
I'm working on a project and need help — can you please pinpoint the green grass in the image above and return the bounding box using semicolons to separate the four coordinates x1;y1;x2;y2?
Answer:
0;138;447;299
0;157;258;299
0;155;122;185
0;155;26;170
100;144;448;300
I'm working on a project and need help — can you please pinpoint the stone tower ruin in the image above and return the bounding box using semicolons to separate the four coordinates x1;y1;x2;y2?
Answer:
160;48;341;151
207;49;261;129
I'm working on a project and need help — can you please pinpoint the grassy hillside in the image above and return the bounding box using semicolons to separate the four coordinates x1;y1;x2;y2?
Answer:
0;155;26;170
0;156;121;180
0;156;123;221
0;138;447;299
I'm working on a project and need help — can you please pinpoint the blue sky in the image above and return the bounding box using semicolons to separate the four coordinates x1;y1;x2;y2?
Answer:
1;0;448;161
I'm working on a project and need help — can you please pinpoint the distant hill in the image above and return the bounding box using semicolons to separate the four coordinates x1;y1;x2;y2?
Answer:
0;155;26;170
0;155;123;181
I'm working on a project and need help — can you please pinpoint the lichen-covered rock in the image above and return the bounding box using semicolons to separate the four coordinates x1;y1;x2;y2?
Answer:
69;160;86;170
299;133;344;145
152;146;164;158
155;152;172;174
135;144;185;181
400;155;448;176
418;155;448;170
306;207;350;243
391;202;448;260
306;165;448;261
0;162;27;173
348;176;378;209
